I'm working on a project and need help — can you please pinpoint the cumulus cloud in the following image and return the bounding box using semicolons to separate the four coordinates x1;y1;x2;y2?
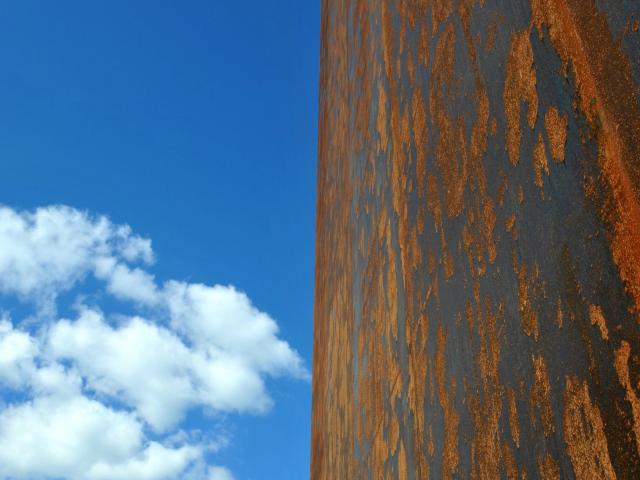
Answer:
0;393;200;480
48;308;196;431
0;318;38;388
94;257;159;306
0;205;308;479
207;466;235;480
165;281;309;380
0;205;154;311
86;442;201;480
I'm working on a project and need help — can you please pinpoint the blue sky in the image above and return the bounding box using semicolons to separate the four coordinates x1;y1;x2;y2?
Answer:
0;2;318;479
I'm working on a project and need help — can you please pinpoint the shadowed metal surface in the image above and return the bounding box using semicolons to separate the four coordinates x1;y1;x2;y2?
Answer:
312;0;640;478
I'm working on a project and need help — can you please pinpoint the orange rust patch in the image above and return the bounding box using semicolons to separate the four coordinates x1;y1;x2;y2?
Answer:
469;302;504;479
433;24;469;219
538;453;560;480
436;326;459;479
517;262;540;339
483;199;497;264
556;299;564;328
432;0;454;36
614;341;640;456
377;86;388;153
544;106;568;162
498;175;508;207
412;88;428;194
504;29;538;166
398;439;408;480
505;213;516;229
444;250;455;280
418;13;430;67
563;376;616;479
380;0;393;81
507;387;521;448
588;304;609;340
533;132;550;195
503;444;519;479
470;400;505;480
530;355;554;436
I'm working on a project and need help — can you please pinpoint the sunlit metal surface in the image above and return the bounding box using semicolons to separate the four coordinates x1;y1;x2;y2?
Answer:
312;1;640;478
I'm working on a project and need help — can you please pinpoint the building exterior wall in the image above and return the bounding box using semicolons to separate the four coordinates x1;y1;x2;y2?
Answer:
312;1;640;478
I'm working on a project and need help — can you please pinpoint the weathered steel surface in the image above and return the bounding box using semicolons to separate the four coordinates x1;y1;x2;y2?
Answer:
311;0;640;478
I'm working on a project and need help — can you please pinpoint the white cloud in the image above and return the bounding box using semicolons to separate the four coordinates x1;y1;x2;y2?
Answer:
0;323;204;480
0;318;38;388
47;300;295;431
114;225;154;264
0;205;308;480
0;393;202;480
48;308;195;431
165;282;309;381
86;442;201;480
30;362;84;399
94;257;160;306
0;205;154;311
0;395;142;479
207;466;235;480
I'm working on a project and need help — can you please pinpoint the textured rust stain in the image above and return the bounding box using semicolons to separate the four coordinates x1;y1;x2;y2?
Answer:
504;29;538;166
533;132;550;195
469;302;504;480
563;376;616;479
530;354;554;437
544;106;568;163
507;387;521;449
531;0;640;318
538;453;561;480
517;261;540;340
436;325;459;479
589;304;609;341
614;341;640;456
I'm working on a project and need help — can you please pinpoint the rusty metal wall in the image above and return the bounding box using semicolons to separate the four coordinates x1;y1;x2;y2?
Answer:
312;0;640;478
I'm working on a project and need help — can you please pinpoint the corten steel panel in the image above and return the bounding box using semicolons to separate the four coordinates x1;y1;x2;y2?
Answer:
311;0;640;479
